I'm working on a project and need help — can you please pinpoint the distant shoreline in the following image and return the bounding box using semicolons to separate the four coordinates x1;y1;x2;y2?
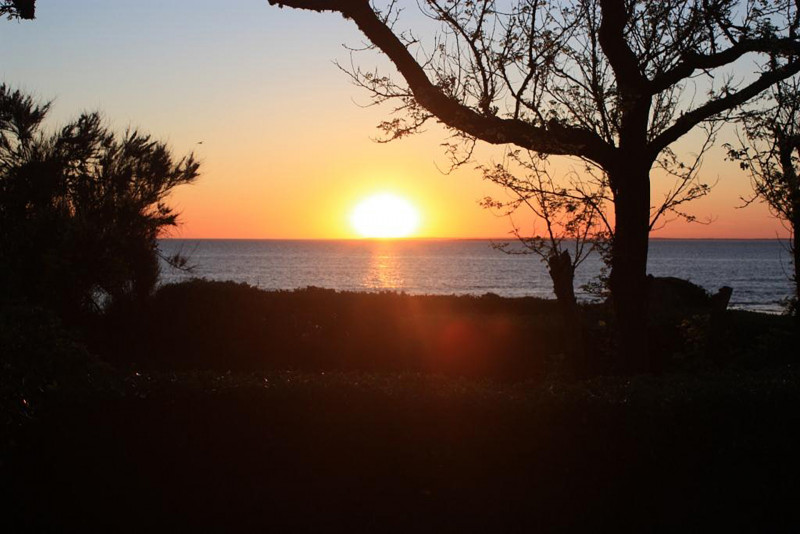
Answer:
159;236;790;242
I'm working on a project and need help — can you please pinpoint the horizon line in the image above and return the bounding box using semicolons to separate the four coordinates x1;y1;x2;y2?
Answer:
159;236;790;241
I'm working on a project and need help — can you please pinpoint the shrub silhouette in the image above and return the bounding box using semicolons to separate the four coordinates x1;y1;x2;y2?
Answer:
100;280;563;378
0;85;199;322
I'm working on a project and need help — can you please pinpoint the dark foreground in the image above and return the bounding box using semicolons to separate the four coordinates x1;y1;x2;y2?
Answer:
4;371;800;532
2;281;799;532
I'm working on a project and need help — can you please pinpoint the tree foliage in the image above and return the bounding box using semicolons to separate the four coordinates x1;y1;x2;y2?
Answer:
480;152;612;372
1;0;34;20
728;76;800;313
0;85;199;319
480;152;612;294
274;0;800;161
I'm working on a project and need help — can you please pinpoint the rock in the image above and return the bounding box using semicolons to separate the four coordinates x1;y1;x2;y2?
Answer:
648;276;710;311
647;276;733;316
710;286;733;314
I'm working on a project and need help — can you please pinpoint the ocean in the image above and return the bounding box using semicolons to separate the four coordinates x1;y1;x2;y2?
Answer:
158;239;794;314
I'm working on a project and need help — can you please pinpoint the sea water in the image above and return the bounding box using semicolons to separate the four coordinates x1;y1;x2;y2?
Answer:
158;239;794;313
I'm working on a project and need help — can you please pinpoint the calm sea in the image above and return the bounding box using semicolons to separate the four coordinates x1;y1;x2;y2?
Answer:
158;239;794;314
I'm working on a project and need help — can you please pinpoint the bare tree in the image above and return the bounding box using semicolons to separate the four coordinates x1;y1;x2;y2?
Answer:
481;135;713;370
480;152;611;372
482;132;715;302
728;76;800;315
480;152;611;307
268;0;800;371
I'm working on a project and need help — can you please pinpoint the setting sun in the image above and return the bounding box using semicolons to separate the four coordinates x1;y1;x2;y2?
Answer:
351;193;421;238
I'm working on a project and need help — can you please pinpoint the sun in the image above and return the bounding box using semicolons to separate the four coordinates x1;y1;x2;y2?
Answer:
351;193;421;238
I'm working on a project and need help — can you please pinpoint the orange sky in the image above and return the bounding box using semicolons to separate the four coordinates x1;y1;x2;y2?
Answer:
1;2;790;240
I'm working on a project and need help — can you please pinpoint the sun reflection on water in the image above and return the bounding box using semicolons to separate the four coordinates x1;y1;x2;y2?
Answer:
363;245;404;290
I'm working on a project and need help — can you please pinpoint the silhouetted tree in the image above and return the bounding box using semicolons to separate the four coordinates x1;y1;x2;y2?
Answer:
481;152;611;306
0;0;34;20
480;152;610;371
728;76;800;315
268;0;800;371
482;124;716;298
480;136;712;371
0;85;199;320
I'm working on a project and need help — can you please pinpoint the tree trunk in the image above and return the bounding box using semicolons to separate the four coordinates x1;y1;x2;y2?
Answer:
608;161;651;373
782;143;799;322
548;250;577;308
547;250;584;374
793;212;800;321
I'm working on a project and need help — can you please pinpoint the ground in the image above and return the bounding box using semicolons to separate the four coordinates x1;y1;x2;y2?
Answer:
2;283;799;532
3;370;799;532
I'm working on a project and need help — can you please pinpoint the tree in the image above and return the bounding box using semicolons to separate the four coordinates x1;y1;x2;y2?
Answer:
268;0;800;371
480;152;611;371
481;152;612;308
728;76;800;316
481;138;711;371
1;0;34;20
0;85;199;320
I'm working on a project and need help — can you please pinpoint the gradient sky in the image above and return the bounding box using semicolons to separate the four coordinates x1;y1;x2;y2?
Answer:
0;0;790;239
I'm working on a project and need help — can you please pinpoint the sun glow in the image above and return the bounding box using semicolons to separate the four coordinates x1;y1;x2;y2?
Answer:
351;193;421;238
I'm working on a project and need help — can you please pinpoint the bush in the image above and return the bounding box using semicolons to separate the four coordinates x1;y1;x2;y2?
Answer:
0;85;198;322
99;279;561;378
0;304;98;452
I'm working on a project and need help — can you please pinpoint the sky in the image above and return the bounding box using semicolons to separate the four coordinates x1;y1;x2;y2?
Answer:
0;0;790;239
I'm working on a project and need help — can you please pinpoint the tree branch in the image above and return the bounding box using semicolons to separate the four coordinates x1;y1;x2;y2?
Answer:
268;0;616;166
650;37;800;94
650;60;800;155
597;0;647;90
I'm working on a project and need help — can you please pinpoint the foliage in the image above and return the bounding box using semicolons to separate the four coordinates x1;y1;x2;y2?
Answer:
728;79;800;232
0;85;199;319
98;279;562;377
480;150;613;302
481;152;612;266
727;76;800;314
95;279;793;376
5;364;800;531
479;142;714;303
314;0;800;155
0;304;100;459
0;0;34;20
